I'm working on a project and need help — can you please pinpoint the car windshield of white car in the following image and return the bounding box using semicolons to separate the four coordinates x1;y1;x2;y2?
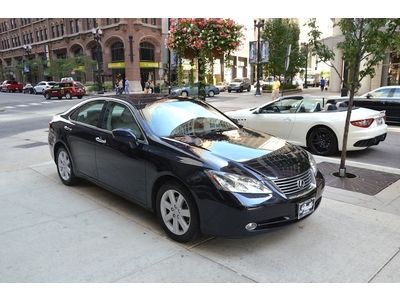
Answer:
140;99;238;137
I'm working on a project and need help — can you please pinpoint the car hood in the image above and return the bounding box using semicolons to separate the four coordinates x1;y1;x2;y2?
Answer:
161;128;310;179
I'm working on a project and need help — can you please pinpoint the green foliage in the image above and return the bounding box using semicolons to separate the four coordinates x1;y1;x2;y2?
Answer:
47;56;96;81
262;19;303;79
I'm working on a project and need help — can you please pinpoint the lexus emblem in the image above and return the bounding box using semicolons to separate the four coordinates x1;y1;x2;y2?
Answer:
297;179;305;189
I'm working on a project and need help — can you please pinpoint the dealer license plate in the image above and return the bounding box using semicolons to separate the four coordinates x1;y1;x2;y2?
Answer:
297;198;315;219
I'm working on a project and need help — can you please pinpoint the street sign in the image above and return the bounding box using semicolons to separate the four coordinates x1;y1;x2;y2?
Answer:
285;44;292;71
260;41;269;63
249;41;257;64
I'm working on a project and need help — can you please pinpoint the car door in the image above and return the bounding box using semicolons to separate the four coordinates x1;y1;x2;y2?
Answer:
383;88;400;123
49;84;61;97
67;100;106;179
355;87;391;112
245;98;300;140
95;101;147;204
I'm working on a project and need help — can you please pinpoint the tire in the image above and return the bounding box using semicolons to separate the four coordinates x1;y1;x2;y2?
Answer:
65;93;72;100
247;86;251;92
208;90;215;97
58;96;62;100
181;91;188;97
239;87;243;93
45;93;51;100
77;95;83;99
156;181;200;243
228;90;231;93
307;127;338;156
56;147;79;186
34;89;37;95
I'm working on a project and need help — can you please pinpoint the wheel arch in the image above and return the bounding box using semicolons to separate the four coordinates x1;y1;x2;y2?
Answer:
306;124;340;151
151;174;199;215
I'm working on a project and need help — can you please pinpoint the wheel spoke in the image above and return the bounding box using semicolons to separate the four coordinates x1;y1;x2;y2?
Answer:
180;208;190;218
178;216;189;232
172;217;179;233
164;211;173;222
176;195;184;209
167;190;176;205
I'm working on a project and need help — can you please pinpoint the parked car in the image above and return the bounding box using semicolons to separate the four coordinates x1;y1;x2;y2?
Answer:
328;86;400;124
226;96;387;156
23;83;35;94
215;82;228;92
33;81;56;94
228;78;251;93
171;83;220;97
253;77;273;89
1;80;23;93
43;81;86;100
48;95;324;243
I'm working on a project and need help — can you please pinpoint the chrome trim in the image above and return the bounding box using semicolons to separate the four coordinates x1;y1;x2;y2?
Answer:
271;169;316;199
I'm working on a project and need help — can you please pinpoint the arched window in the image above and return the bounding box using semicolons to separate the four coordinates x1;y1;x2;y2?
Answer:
111;41;124;62
140;42;154;61
73;46;83;57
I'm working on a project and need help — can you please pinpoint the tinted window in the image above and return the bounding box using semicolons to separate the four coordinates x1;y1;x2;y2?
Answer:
140;100;237;137
103;103;143;139
393;88;400;97
70;101;104;127
370;88;391;97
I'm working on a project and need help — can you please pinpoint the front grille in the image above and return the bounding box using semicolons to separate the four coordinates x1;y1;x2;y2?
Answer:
272;169;314;197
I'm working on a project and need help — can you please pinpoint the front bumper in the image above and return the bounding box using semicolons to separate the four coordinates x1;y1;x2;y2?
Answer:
195;171;325;237
228;85;242;91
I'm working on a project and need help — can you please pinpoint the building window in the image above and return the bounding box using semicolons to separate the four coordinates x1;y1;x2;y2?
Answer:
151;18;157;25
139;42;155;61
44;29;48;40
114;18;120;23
61;24;64;36
111;41;125;62
29;32;33;43
142;18;148;24
70;20;74;33
51;26;55;38
75;19;80;32
56;25;60;37
106;18;111;25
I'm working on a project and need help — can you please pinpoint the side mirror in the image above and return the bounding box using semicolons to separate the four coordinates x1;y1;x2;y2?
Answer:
112;128;139;149
366;93;372;99
253;108;261;114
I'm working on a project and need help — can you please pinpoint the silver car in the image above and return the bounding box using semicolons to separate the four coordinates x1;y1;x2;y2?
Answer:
33;81;56;94
171;83;220;98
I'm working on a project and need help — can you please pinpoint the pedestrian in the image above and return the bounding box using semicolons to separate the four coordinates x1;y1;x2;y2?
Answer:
154;83;160;93
117;78;123;94
271;76;280;100
144;80;150;93
124;78;129;94
115;78;120;94
320;77;326;91
149;80;154;94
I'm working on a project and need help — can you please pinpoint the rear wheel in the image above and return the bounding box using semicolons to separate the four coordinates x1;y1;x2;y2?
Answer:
156;181;200;243
58;96;62;99
208;90;215;97
45;93;51;100
77;95;83;99
34;89;37;95
181;91;188;97
56;147;79;186
307;127;338;156
247;86;251;92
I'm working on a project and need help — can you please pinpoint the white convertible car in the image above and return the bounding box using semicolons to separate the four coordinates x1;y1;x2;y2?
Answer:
226;96;388;156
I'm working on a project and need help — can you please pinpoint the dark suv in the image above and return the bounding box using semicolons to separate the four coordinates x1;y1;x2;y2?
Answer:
228;78;251;93
44;81;86;100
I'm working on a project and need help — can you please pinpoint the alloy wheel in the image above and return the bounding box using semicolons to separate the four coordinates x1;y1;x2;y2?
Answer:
160;189;191;236
57;150;71;181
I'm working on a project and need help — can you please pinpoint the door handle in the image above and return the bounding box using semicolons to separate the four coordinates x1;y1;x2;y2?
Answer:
95;137;106;144
64;125;72;131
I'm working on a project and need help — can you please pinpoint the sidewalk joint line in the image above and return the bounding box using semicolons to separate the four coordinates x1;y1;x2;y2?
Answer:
367;247;400;283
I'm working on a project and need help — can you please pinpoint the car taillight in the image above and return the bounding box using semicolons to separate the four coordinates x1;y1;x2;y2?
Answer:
350;118;374;128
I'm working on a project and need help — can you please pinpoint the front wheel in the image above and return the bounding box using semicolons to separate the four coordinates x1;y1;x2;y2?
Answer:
181;91;188;97
307;127;338;156
45;93;51;100
77;95;83;99
156;182;200;243
56;147;79;186
208;90;215;97
65;93;72;100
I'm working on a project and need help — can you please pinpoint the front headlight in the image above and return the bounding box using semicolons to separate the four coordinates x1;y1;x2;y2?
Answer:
307;151;318;175
205;170;272;194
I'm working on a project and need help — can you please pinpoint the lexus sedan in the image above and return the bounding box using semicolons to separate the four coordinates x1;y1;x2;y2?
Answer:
48;95;324;243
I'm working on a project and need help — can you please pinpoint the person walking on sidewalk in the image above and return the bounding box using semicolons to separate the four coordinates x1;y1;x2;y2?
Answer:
271;76;280;100
320;77;326;91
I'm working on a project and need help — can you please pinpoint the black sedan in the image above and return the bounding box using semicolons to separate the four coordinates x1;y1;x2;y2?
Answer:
328;85;400;124
48;94;324;243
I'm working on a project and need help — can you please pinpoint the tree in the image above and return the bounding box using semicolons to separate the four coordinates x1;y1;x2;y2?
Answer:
167;18;243;100
47;56;96;81
262;19;303;80
307;18;400;177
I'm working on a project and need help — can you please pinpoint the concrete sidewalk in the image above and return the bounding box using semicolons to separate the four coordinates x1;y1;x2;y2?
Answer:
0;127;399;283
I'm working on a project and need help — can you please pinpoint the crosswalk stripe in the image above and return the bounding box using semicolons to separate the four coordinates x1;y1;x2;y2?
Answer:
28;103;41;106
4;106;15;109
16;104;28;107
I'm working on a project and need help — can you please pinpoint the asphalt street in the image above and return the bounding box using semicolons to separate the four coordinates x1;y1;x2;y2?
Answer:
1;88;399;168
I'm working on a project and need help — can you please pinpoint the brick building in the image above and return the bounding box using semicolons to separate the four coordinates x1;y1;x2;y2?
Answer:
0;18;163;92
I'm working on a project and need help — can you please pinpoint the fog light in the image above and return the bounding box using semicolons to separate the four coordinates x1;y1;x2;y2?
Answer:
245;222;257;231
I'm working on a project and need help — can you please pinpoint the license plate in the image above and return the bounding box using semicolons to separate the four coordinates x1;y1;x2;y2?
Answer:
297;198;315;219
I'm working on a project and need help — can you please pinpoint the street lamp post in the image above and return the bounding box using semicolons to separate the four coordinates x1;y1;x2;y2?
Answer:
302;42;309;89
92;27;104;94
22;45;32;82
254;19;265;96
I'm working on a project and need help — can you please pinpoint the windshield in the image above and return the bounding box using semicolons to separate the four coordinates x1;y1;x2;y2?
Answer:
140;100;238;137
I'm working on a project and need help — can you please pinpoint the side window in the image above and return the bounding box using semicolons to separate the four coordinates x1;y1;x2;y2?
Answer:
70;101;104;127
371;88;390;98
393;88;400;97
103;103;143;140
